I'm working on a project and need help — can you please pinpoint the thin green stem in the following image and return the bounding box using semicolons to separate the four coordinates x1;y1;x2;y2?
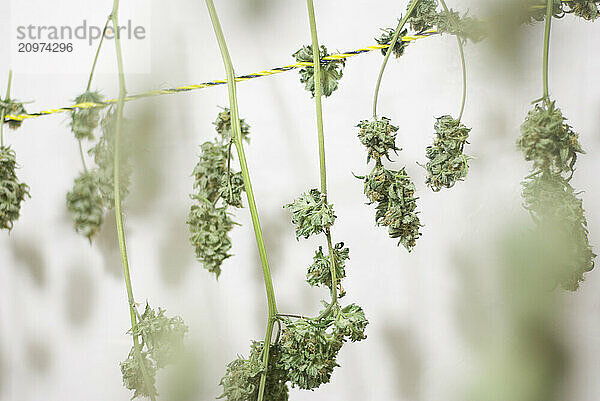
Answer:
78;139;88;172
86;18;111;92
542;0;553;104
204;2;278;401
438;0;467;121
372;0;421;119
306;0;338;317
1;70;13;147
110;2;155;399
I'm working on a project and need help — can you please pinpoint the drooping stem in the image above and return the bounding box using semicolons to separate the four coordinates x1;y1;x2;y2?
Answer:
372;0;421;119
438;0;467;121
306;0;338;316
1;70;13;147
86;18;111;92
109;2;155;399
78;139;88;172
204;2;278;401
542;0;553;104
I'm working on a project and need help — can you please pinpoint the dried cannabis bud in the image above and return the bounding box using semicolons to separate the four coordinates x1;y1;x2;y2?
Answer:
187;200;235;278
408;0;439;32
0;98;27;130
522;172;595;290
279;318;344;390
376;27;409;58
130;304;188;368
70;91;104;140
66;170;104;241
284;189;336;239
333;303;368;342
517;101;583;175
88;108;132;206
0;146;30;231
121;304;188;399
121;350;158;400
306;242;348;291
192;141;230;203
219;171;246;208
293;45;345;97
214;108;251;143
361;165;422;251
436;9;487;43
219;341;289;401
357;117;400;162
424;115;471;191
564;0;600;20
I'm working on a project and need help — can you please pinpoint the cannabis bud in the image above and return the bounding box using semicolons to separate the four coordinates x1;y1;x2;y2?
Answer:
70;91;104;140
436;9;487;43
219;341;289;401
279;318;343;390
192;141;230;203
334;303;369;342
306;242;348;292
284;189;336;239
376;27;409;58
565;0;600;20
187;200;235;277
361;165;422;251
214;108;251;143
120;350;158;400
130;304;188;368
521;172;595;290
89;108;132;206
424;115;471;191
357;117;400;162
293;45;345;97
0;146;30;231
66;170;104;241
517;101;583;175
121;304;188;399
219;171;246;208
0;98;27;130
408;0;439;32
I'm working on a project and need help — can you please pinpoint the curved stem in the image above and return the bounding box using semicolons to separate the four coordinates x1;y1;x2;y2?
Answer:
204;2;278;401
86;18;111;92
1;70;13;147
438;0;467;121
372;0;421;119
109;3;155;400
542;0;553;104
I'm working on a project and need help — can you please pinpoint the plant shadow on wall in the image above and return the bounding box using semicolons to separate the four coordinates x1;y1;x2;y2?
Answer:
0;0;598;400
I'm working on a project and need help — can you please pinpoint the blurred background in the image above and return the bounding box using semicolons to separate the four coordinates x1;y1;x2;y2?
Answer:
1;0;599;400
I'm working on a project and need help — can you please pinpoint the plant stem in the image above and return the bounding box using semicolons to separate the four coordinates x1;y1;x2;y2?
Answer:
542;0;553;104
1;70;13;147
109;2;155;399
86;18;111;92
78;139;88;172
306;0;339;317
372;0;421;119
204;2;278;400
438;0;467;121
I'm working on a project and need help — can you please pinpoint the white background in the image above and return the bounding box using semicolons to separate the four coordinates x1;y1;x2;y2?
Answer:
1;1;600;400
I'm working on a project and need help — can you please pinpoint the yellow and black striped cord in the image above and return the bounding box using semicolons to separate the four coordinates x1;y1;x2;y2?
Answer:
2;30;438;124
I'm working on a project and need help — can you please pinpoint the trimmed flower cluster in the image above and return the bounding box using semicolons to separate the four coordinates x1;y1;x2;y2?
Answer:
284;189;336;239
187;109;250;277
522;0;600;23
293;45;346;97
518;100;595;290
0;146;30;231
121;304;188;399
66;100;131;242
424;115;471;191
356;117;422;251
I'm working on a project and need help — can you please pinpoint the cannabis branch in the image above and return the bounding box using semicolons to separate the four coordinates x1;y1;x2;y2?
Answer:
0;0;598;400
